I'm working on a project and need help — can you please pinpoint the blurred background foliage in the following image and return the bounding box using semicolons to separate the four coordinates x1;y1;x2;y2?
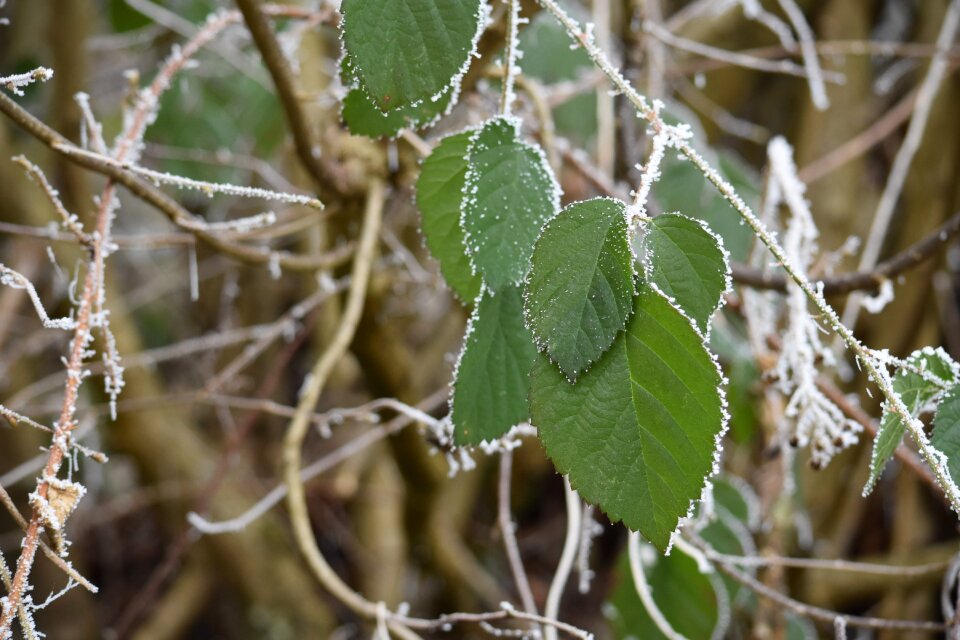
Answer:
1;0;959;638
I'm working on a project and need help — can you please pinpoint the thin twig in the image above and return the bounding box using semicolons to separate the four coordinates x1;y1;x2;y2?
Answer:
499;0;520;117
712;553;947;632
628;532;688;640
842;0;960;330
234;0;329;192
497;450;539;620
731;209;960;293
643;20;843;84
189;390;447;535
775;0;830;109
544;478;582;640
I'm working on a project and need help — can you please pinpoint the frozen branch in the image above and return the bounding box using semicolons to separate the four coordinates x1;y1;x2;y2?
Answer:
0;67;53;96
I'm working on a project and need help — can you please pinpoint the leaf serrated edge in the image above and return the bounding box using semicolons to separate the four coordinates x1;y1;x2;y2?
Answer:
338;0;491;113
414;130;481;303
643;283;731;554
458;115;562;288
448;284;486;444
521;196;635;383
639;212;732;340
865;346;960;493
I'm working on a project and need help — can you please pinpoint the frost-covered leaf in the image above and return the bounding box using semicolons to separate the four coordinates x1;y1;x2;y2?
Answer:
340;0;484;111
524;197;635;380
461;116;561;291
452;285;538;444
342;85;452;139
416;131;482;301
639;213;730;336
932;385;960;485
530;285;727;550
866;348;959;492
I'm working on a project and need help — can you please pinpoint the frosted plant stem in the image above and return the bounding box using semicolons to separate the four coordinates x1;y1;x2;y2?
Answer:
497;450;540;623
499;0;520;117
775;0;829;109
536;0;960;512
841;0;960;332
54;144;323;209
628;532;689;640
543;478;582;640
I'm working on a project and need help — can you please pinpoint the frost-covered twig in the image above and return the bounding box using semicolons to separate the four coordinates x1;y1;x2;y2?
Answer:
543;478;582;640
74;92;107;156
775;0;830;109
766;137;861;468
0;67;53;96
0;405;51;433
12;156;90;245
0;483;97;593
53;144;323;209
0;8;271;634
0;265;75;330
842;0;960;331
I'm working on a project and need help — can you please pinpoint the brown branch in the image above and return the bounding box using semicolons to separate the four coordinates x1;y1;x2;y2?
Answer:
732;209;960;294
711;555;947;633
235;0;332;193
0;91;351;271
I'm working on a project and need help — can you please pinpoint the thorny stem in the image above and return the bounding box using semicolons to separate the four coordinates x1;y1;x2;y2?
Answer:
1;7;310;633
536;0;960;514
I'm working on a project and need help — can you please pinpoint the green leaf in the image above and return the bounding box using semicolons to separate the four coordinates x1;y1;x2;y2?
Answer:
524;198;635;380
932;384;960;485
452;285;538;444
461;117;561;290
342;85;452;139
340;0;484;111
530;286;727;550
416;131;483;302
639;214;730;336
866;347;959;492
606;543;723;640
